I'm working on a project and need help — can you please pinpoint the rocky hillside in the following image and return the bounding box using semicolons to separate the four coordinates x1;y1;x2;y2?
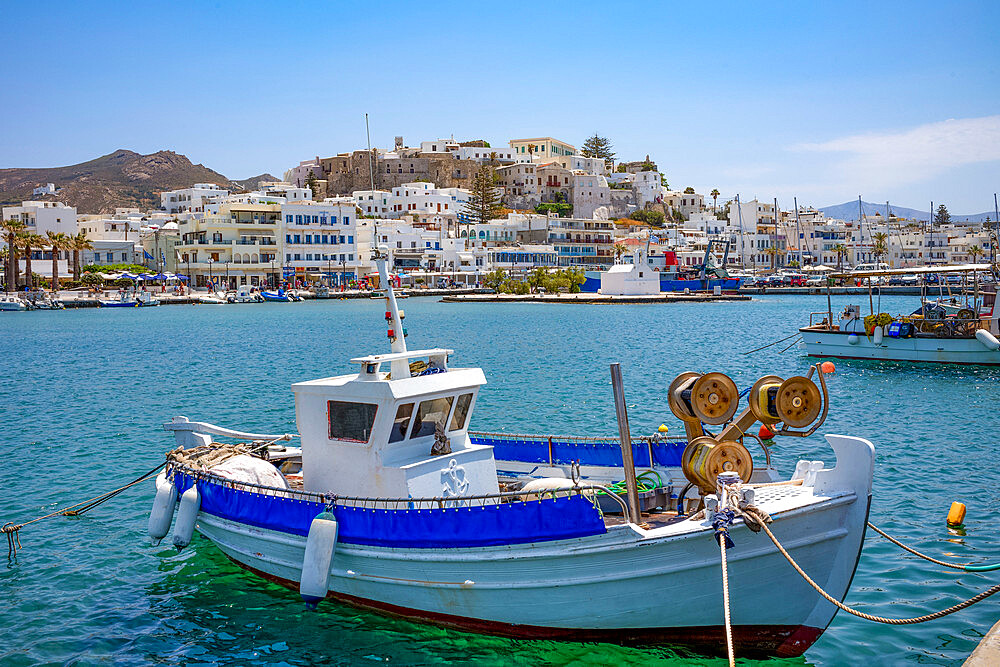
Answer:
0;149;234;213
231;173;278;191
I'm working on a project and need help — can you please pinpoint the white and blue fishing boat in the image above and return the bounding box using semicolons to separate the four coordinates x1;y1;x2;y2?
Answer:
261;288;294;302
148;246;875;658
98;289;159;308
800;264;1000;366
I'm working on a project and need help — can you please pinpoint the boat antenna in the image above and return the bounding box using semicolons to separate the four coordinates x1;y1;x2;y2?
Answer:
993;193;999;276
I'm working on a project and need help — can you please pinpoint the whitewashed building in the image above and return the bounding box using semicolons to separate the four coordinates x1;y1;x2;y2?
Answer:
160;183;229;213
2;200;78;236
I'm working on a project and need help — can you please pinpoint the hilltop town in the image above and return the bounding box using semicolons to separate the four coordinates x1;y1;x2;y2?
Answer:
2;134;997;291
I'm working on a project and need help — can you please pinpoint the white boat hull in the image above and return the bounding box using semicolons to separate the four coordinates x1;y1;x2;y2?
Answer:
800;328;1000;365
182;435;873;657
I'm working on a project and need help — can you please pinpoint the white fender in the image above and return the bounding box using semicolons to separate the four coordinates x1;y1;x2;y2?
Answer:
873;326;884;346
147;472;178;544
172;485;201;550
847;334;859;345
976;328;1000;351
300;512;338;604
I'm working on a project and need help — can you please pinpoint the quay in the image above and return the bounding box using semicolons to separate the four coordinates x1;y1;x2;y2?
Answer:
440;292;750;304
46;288;489;308
740;285;976;296
965;618;1000;665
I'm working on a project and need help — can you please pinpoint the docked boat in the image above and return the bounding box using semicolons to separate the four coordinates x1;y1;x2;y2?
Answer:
227;285;263;303
0;294;28;311
800;264;1000;365
98;289;159;308
262;289;294;302
582;239;743;293
198;291;228;305
147;246;874;659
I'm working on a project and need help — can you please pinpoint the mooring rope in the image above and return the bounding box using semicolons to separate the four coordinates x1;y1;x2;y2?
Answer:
717;487;736;667
741;332;801;355
733;501;1000;624
866;522;1000;572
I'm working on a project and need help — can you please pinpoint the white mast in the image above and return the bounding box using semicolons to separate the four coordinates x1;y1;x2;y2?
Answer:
793;197;802;267
375;245;409;379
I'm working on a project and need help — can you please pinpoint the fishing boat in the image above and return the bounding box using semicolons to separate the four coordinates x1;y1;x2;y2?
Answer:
582;239;743;293
147;246;874;659
800;264;1000;365
98;288;159;308
0;294;28;311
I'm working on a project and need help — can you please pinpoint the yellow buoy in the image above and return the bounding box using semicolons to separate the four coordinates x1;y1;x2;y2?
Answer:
658;424;669;433
947;501;966;526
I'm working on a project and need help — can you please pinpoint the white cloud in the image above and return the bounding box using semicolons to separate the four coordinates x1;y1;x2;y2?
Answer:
792;115;1000;188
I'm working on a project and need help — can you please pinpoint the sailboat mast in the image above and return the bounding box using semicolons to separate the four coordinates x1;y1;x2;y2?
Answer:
366;113;378;256
793;197;802;267
773;197;779;270
886;201;891;268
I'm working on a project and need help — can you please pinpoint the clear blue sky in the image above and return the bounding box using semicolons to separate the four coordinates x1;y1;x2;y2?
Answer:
2;1;998;212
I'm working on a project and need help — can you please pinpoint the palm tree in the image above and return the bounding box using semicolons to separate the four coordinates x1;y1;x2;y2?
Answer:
763;246;778;270
18;232;45;291
969;244;983;264
47;231;70;293
612;242;627;263
710;189;720;212
832;244;848;270
1;218;26;291
71;232;93;281
872;232;888;264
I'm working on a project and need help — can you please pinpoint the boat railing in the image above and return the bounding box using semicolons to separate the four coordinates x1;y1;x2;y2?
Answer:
469;430;675;445
166;460;633;521
808;312;832;327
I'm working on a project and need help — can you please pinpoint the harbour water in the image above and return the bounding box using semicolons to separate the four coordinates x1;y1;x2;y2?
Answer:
2;294;999;665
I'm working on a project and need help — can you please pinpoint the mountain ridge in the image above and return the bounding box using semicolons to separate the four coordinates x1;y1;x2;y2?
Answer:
0;150;263;214
818;200;994;223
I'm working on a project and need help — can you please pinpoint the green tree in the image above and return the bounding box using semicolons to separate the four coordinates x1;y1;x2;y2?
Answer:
969;244;983;263
612;242;627;262
81;272;103;288
18;231;45;290
872;232;888;263
832;244;848;269
934;204;951;226
683;186;695;194
1;218;26;290
580;133;615;168
564;267;586;293
483;268;507;292
71;231;93;281
46;231;70;293
630;209;665;227
305;172;320;199
710;189;720;212
615;163;627;173
463;166;503;229
528;267;547;292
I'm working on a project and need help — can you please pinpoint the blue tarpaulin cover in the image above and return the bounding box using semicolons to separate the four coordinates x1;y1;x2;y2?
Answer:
172;473;606;548
472;434;686;468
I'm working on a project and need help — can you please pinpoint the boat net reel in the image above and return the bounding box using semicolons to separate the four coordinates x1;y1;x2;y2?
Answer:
667;366;830;494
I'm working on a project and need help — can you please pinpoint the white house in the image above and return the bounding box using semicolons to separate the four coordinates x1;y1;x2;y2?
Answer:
160;183;229;213
281;198;372;284
2;200;78;236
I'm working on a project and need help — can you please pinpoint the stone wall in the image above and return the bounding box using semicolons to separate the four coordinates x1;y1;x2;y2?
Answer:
318;151;482;196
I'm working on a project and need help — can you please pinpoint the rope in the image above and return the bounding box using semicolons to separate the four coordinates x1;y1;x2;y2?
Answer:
742;505;1000;624
741;332;801;355
718;487;736;667
866;522;1000;572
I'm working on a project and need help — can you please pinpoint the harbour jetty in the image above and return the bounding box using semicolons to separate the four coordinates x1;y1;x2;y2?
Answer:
441;292;750;304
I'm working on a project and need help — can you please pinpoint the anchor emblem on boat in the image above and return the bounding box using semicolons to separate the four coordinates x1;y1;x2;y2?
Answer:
441;458;470;497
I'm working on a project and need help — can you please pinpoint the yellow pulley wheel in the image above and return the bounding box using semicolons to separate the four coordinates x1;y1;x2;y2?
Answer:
682;436;753;493
776;376;822;428
667;372;702;422
690;372;739;425
748;375;784;424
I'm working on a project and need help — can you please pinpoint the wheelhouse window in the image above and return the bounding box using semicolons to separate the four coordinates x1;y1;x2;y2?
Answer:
449;393;473;431
410;396;454;439
389;403;413;443
327;401;377;443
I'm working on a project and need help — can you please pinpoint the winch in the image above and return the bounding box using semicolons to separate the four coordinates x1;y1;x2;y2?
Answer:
668;365;830;494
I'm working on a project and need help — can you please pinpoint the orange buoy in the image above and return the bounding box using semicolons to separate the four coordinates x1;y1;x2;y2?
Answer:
820;361;836;374
758;424;775;439
947;501;967;526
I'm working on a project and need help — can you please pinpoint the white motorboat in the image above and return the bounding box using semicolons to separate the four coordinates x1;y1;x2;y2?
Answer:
0;294;27;311
148;247;875;659
198;291;228;305
801;264;1000;365
228;285;264;303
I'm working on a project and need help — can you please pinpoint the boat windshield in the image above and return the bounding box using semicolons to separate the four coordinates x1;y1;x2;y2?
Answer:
328;401;378;443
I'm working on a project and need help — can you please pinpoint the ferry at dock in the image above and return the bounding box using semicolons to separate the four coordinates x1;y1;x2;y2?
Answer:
147;245;873;659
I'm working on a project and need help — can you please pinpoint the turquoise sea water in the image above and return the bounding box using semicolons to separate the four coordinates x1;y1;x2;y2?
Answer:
2;294;999;666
